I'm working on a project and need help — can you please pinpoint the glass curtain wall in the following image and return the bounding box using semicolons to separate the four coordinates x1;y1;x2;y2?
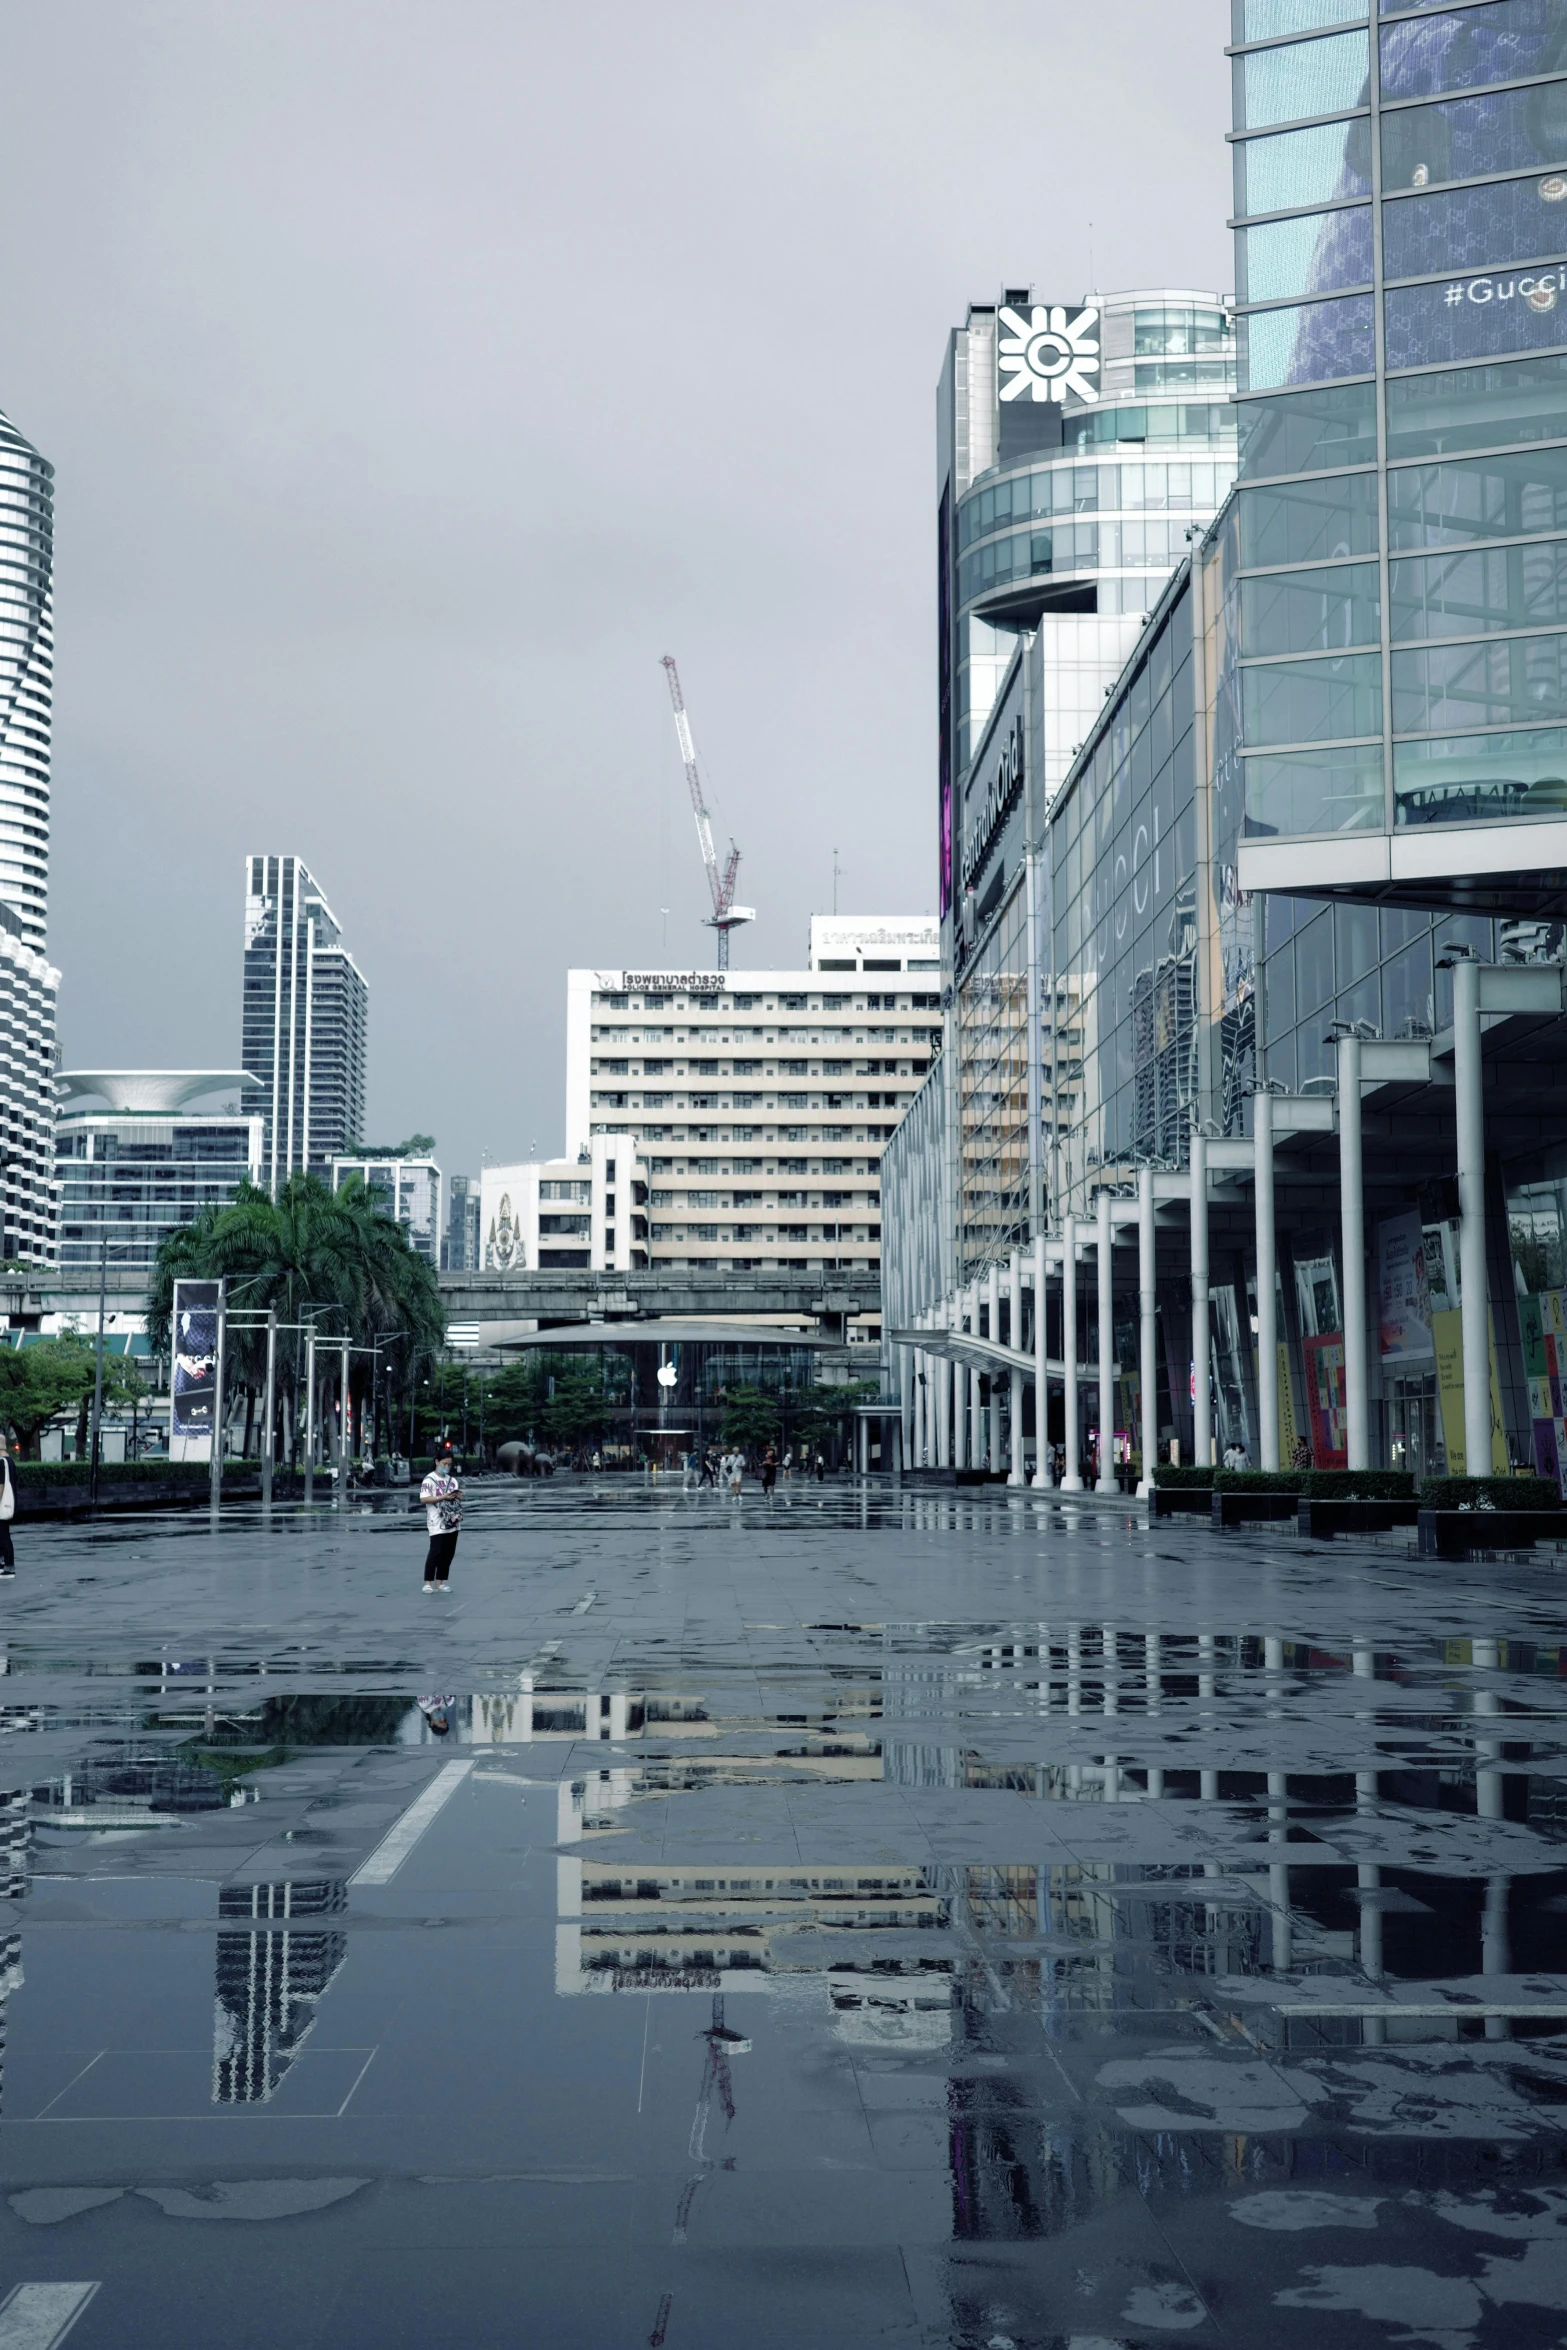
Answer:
957;883;1029;1276
1044;583;1203;1214
1232;0;1567;851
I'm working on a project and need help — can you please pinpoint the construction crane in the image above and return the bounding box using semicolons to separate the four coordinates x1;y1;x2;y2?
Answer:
660;654;755;968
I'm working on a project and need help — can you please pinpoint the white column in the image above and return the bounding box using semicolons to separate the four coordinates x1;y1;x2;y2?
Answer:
1454;956;1491;1478
1190;1129;1211;1468
934;1339;950;1471
1138;1167;1157;1497
1337;1031;1368;1470
1061;1215;1082;1491
986;1262;1002;1472
1255;1091;1278;1472
1096;1189;1116;1493
952;1291;969;1471
1032;1233;1049;1488
969;1284;984;1468
1008;1248;1024;1487
915;1324;928;1468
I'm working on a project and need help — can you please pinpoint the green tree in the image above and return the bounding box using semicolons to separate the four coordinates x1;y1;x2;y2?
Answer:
542;1366;609;1448
0;1338;98;1457
717;1384;780;1450
149;1174;445;1466
483;1358;547;1448
791;1378;878;1462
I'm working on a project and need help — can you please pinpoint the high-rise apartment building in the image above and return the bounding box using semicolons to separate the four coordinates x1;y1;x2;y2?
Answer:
0;407;61;1266
242;858;368;1189
564;918;940;1274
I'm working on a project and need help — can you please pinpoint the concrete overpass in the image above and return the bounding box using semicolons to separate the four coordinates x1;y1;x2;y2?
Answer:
436;1267;882;1343
27;1265;885;1353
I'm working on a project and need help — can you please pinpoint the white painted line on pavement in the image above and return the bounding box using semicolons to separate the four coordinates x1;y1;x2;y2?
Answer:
349;1760;474;1885
0;2284;99;2350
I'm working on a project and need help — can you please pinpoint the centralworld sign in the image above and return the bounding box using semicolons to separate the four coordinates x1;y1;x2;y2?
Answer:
998;303;1100;405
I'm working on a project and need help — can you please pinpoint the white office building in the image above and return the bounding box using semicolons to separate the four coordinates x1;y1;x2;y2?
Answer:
563;917;940;1274
480;1135;645;1274
56;1071;263;1273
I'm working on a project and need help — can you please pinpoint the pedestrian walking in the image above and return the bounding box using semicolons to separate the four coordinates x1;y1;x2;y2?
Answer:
420;1446;462;1589
0;1446;16;1578
728;1450;743;1496
814;1450;826;1483
700;1446;718;1488
761;1444;778;1496
782;1446;794;1481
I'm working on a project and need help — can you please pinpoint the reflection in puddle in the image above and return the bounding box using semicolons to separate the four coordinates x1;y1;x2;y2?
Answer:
213;1881;348;2104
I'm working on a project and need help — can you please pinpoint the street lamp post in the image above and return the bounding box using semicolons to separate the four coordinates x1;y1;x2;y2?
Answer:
262;1307;276;1510
89;1225;108;1509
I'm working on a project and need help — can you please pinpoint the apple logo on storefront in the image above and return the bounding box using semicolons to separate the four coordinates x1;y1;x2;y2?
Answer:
998;304;1101;404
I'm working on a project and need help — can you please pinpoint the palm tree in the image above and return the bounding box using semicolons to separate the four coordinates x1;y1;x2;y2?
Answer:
149;1175;445;1466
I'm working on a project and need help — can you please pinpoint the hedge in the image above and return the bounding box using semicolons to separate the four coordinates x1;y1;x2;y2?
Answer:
10;1459;268;1488
1213;1470;1304;1495
1419;1474;1562;1511
1167;1466;1418;1498
1301;1469;1416;1500
1151;1465;1214;1490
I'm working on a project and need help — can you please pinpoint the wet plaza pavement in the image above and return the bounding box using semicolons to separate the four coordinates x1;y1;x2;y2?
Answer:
0;1482;1566;2345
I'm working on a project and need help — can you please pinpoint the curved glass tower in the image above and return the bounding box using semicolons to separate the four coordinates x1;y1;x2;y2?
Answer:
0;410;52;949
938;286;1240;970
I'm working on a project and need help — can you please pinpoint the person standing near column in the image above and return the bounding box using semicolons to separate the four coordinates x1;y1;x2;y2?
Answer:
420;1445;462;1590
0;1445;16;1579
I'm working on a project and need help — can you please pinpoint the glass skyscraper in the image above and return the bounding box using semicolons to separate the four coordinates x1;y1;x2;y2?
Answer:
0;407;60;1266
242;857;368;1190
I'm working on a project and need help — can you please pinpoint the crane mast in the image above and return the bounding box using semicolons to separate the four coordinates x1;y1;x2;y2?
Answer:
660;654;755;969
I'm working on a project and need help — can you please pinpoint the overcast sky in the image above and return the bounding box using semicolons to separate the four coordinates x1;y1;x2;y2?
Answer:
6;1;1231;1174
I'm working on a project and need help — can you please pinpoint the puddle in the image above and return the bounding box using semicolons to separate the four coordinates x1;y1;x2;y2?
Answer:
3;1491;1567;2340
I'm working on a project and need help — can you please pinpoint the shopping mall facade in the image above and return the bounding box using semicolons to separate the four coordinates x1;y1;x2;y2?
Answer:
886;0;1567;1488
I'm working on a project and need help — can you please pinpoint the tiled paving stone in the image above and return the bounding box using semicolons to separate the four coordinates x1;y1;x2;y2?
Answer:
0;1479;1562;2341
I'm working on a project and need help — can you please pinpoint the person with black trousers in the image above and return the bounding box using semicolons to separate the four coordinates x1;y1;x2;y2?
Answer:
0;1447;15;1577
420;1448;462;1589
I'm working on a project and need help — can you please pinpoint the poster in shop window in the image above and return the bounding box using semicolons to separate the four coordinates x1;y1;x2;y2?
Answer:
1303;1334;1347;1471
1520;1287;1567;1493
1378;1210;1433;1363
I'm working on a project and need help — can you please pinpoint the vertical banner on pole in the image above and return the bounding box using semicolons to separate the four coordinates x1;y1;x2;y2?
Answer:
170;1280;222;1463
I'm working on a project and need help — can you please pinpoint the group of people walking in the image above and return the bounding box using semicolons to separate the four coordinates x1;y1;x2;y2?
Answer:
683;1443;828;1494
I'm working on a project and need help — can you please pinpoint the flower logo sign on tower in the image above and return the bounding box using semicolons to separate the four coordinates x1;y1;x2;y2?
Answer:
998;304;1101;404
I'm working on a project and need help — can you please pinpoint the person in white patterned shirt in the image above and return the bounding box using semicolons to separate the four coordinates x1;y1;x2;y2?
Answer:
419;1447;462;1589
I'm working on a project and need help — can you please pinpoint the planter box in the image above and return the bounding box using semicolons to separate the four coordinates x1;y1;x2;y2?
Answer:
1213;1490;1298;1528
1299;1498;1422;1540
1417;1509;1567;1560
1150;1487;1213;1517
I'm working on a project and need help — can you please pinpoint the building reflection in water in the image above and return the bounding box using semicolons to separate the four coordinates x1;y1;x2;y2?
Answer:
212;1880;348;2104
